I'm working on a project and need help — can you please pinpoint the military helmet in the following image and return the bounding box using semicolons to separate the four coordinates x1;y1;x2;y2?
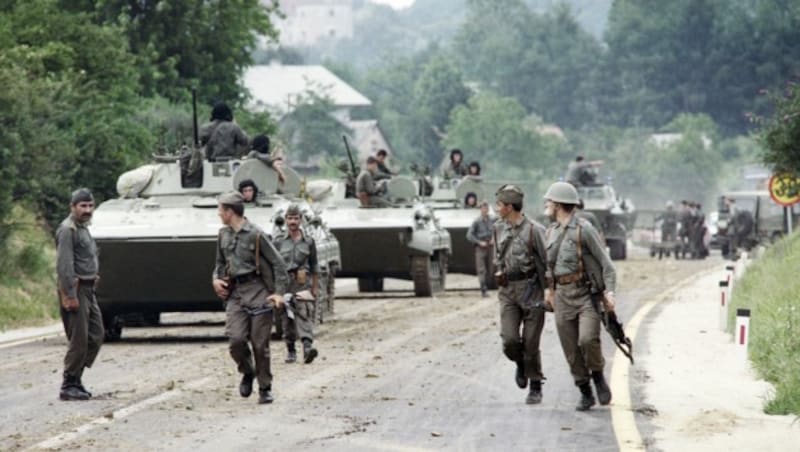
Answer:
543;181;579;205
285;203;302;217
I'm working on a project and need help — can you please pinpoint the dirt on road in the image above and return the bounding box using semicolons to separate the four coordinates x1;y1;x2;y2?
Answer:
0;250;716;451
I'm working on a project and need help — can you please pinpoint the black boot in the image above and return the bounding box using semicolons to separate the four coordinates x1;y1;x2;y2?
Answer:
75;370;92;398
480;283;488;298
60;375;90;401
239;373;254;398
526;380;542;405
592;371;612;405
285;342;297;364
515;360;527;389
576;382;596;411
302;339;318;364
258;386;274;404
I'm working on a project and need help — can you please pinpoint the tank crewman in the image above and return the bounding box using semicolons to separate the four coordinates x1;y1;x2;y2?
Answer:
246;134;286;184
543;182;616;411
657;201;678;243
374;149;396;181
493;185;549;405
466;201;497;297
212;191;289;404
200;102;250;161
464;192;478;208
565;156;603;187
356;156;391;207
467;161;482;177
238;179;259;203
273;204;320;364
441;149;468;179
55;188;104;401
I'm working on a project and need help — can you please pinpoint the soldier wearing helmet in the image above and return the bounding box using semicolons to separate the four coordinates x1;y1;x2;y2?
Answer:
493;184;549;405
272;203;319;364
543;181;617;411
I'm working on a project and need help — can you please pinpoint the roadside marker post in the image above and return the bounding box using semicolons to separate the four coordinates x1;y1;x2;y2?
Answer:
725;264;735;285
719;280;730;331
735;308;751;366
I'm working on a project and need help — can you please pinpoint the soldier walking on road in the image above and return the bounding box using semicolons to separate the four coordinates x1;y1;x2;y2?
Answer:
273;204;320;364
543;182;616;411
55;189;104;401
466;201;496;297
657;201;678;243
493;185;549;404
212;192;289;404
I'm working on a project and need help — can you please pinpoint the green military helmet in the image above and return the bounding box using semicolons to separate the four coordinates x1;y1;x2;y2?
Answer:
285;203;302;217
544;181;579;205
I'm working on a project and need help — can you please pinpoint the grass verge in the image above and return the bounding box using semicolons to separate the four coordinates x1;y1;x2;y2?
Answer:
729;232;800;415
0;205;59;331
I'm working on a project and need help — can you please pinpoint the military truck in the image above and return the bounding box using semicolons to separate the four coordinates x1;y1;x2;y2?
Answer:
575;183;636;260
90;158;341;340
716;190;799;257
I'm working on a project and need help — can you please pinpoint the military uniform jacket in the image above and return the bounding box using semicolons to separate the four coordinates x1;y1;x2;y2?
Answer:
55;216;99;299
546;215;616;292
200;120;250;160
493;216;547;286
356;170;380;196
214;219;289;295
273;232;319;275
467;215;497;245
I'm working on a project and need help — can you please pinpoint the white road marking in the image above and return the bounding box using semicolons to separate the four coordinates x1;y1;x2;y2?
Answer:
29;377;213;451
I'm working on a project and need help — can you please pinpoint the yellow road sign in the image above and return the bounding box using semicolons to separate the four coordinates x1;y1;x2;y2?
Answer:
769;173;800;206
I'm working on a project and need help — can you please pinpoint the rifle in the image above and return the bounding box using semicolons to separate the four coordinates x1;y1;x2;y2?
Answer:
342;135;358;179
242;293;296;319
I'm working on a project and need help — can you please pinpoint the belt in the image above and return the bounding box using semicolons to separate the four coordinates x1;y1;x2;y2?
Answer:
506;270;536;282
231;272;258;285
78;278;97;285
556;272;585;285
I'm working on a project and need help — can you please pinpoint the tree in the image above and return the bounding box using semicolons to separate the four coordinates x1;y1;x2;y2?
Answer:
279;90;351;161
760;83;800;176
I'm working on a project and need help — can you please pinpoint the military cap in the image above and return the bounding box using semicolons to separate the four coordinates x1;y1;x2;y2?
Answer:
496;184;524;204
285;203;302;217
366;156;378;164
71;188;94;205
218;191;244;207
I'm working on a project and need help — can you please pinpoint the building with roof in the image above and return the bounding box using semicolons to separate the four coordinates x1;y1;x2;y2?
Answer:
270;0;354;47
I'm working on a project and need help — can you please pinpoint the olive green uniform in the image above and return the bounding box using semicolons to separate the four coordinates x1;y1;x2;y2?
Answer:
214;220;289;390
467;214;496;291
273;232;318;343
494;216;548;383
356;169;390;207
546;215;616;387
55;216;104;381
200;120;250;161
442;161;468;179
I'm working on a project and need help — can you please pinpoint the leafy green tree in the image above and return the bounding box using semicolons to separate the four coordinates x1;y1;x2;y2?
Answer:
279;90;351;161
760;84;800;176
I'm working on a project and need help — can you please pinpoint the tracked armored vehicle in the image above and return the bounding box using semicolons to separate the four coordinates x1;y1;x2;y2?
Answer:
90;158;340;340
576;183;636;260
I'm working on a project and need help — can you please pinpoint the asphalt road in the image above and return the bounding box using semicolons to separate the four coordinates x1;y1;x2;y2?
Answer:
0;250;718;451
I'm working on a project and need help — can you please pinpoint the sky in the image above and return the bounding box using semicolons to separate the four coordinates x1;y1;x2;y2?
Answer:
369;0;416;9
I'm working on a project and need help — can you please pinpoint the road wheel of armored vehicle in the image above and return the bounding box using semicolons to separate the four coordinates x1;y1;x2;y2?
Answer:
358;277;384;293
103;313;123;342
412;252;447;297
608;240;627;261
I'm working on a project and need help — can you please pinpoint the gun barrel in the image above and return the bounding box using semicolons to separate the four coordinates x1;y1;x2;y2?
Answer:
192;88;199;147
342;135;357;176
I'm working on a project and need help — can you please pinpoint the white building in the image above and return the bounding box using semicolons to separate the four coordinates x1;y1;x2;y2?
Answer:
270;0;354;47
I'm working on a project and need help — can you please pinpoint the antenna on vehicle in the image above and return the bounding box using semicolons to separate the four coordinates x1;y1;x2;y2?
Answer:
192;88;199;148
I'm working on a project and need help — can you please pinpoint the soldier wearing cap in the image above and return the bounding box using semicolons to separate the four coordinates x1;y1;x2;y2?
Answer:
466;200;497;297
356;156;390;207
212;191;289;404
55;188;104;401
272;204;319;364
493;185;549;404
543;181;616;411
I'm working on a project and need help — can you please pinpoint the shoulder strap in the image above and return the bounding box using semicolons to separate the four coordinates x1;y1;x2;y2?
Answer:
548;225;569;271
577;222;584;276
255;231;261;275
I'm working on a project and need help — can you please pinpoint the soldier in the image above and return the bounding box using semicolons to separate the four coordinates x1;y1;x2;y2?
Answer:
247;134;285;184
374;149;396;181
565;156;603;187
238;179;258;203
678;200;692;254
442;149;468;179
657;201;678;244
493;185;549;404
356;156;391;207
200;102;250;161
212;192;289;404
467;161;482;176
55;188;104;401
466;201;497;297
273;204;320;364
543;182;616;411
464;192;478;208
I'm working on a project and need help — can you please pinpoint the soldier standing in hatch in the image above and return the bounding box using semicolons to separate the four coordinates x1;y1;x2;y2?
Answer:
493;185;549;405
543;181;616;411
466;201;496;297
212;192;289;404
356;156;391;207
374;149;396;181
55;188;104;401
442;149;468;179
565;155;604;187
200;102;250;161
273;204;319;364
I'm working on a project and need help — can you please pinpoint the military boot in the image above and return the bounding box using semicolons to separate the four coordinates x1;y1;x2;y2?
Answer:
59;375;90;401
302;339;318;364
515;360;527;389
258;386;274;404
592;371;612;405
239;373;254;398
480;283;488;298
526;380;543;405
576;382;596;411
76;370;92;398
285;342;297;364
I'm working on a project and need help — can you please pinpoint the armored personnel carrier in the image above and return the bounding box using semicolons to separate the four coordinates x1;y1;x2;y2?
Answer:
576;183;636;260
308;173;451;297
90;158;341;340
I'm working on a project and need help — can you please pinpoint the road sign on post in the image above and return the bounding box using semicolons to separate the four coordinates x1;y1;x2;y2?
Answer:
768;173;800;234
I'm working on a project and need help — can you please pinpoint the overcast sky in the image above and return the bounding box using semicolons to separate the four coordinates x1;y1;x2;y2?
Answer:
370;0;416;9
